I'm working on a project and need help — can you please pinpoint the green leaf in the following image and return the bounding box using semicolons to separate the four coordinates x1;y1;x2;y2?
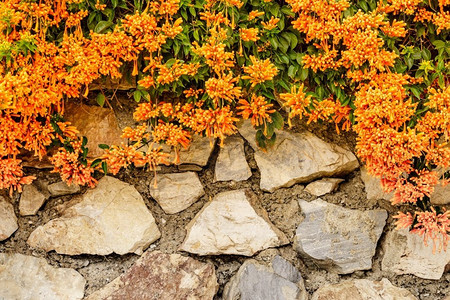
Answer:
111;0;118;8
102;161;108;174
271;111;284;129
255;130;266;149
82;136;88;148
269;3;280;16
98;144;110;150
91;158;102;168
133;90;142;102
432;40;446;49
269;37;278;50
421;49;431;60
96;93;105;107
264;122;275;138
94;21;114;33
299;68;308;81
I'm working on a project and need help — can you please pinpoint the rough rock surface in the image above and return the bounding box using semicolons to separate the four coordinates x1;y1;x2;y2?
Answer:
360;167;394;202
27;176;160;255
179;135;215;167
294;199;387;274
64;101;125;157
214;136;251;182
238;121;359;192
86;251;218;300
304;178;344;196
180;189;289;256
48;181;81;197
223;256;307;300
19;183;49;216
149;172;205;214
311;278;417;300
0;196;18;241
430;183;450;205
0;253;86;300
382;228;450;280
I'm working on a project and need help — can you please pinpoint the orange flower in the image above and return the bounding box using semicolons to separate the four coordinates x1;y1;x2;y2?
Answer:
240;28;259;42
248;10;264;21
242;56;278;87
100;144;145;175
237;94;275;127
0;158;35;196
280;84;311;127
205;73;242;104
261;17;280;30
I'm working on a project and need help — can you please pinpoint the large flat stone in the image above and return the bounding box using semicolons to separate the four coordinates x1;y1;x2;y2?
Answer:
150;172;205;214
0;253;86;300
86;251;218;300
0;196;18;241
311;278;417;300
294;199;387;274
382;228;450;280
64;101;125;157
223;256;307;300
180;189;289;256
239;121;359;192
27;176;160;255
19;183;50;216
214;136;251;182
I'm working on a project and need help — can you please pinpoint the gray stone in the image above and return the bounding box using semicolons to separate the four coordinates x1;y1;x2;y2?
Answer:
0;196;18;241
223;257;307;300
382;228;450;280
27;176;160;255
294;199;387;274
430;183;450;205
304;178;344;196
239;120;359;192
214;136;251;182
180;189;289;256
86;251;218;300
311;278;417;300
179;135;215;167
48;181;81;197
0;253;86;300
19;183;49;216
150;172;205;214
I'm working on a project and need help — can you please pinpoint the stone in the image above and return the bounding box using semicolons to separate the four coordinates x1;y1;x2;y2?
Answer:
214;136;251;182
360;167;393;202
430;183;450;205
150;172;205;214
294;199;387;274
27;176;160;255
381;228;450;280
0;196;18;241
19;183;50;216
64;101;125;157
311;278;417;300
180;189;289;256
238;120;359;192
223;257;307;300
48;181;81;197
0;253;86;300
179;135;215;167
86;251;218;300
304;178;344;196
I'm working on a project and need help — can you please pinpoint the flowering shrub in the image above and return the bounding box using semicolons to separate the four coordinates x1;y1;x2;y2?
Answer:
0;0;449;250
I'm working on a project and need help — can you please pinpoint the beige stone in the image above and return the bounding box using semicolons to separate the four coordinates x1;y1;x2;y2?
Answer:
382;228;450;280
180;189;289;256
150;172;205;214
178;135;215;167
19;183;49;216
239;120;359;192
0;196;18;241
48;181;81;197
304;178;344;196
311;278;417;300
27;176;160;255
0;253;86;300
214;136;251;182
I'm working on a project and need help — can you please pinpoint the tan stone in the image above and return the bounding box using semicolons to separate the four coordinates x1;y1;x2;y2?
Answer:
214;136;251;182
304;178;344;196
19;183;49;216
64;101;125;157
48;181;81;197
27;176;160;255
